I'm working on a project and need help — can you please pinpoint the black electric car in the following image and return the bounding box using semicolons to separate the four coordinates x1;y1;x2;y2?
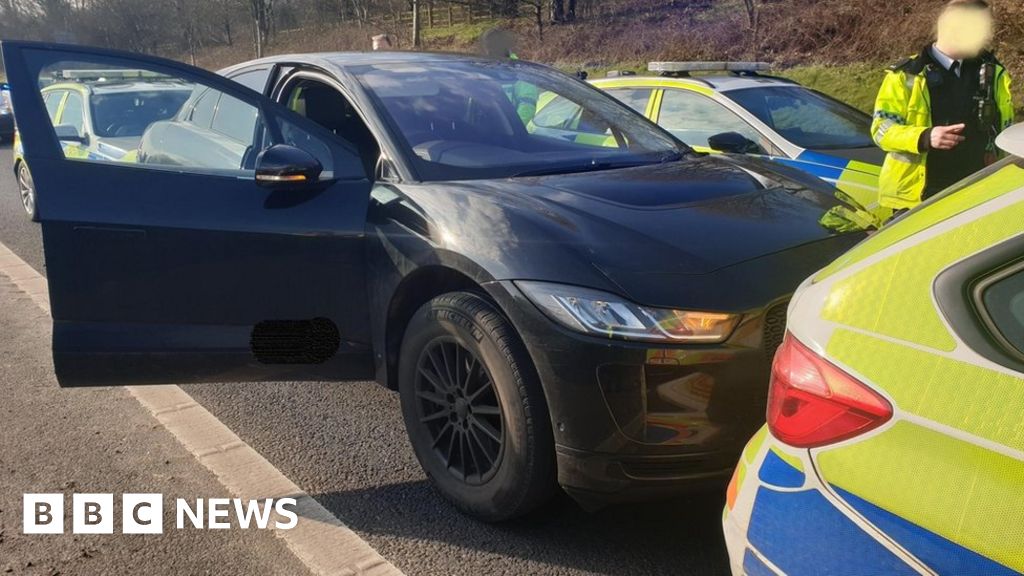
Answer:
3;41;862;521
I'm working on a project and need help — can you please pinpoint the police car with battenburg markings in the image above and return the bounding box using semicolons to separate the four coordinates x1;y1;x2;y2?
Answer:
591;62;889;230
723;122;1024;575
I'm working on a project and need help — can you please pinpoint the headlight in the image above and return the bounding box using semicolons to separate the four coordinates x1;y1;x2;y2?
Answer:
516;281;740;343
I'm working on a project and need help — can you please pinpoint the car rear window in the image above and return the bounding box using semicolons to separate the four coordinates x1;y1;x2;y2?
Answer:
90;88;192;137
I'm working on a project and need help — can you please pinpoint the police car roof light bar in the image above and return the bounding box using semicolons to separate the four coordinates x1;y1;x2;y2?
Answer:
648;61;772;77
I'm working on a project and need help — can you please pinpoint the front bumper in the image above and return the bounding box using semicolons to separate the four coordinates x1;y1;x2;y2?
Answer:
487;280;787;501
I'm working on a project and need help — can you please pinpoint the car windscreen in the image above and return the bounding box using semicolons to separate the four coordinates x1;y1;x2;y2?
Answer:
725;86;873;150
90;87;193;138
351;61;684;180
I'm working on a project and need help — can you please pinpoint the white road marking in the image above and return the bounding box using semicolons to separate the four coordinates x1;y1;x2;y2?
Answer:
0;240;404;576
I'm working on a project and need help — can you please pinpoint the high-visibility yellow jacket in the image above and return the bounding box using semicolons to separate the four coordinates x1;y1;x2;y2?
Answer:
873;50;1014;210
505;53;540;125
512;81;539;125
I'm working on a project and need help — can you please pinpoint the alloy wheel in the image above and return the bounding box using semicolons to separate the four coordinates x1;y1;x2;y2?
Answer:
18;164;34;217
415;338;504;485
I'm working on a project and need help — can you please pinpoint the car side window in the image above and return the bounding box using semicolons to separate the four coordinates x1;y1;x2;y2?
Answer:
59;91;85;137
43;91;64;123
979;264;1024;360
658;89;765;151
725;86;873;149
35;59;343;178
229;68;272;95
604;88;652;115
211;93;258;144
187;88;218;128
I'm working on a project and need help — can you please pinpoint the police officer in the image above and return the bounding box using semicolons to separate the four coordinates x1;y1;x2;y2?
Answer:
873;0;1014;216
481;28;539;125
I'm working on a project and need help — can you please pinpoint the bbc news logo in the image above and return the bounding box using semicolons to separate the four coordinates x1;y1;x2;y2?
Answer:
23;494;298;534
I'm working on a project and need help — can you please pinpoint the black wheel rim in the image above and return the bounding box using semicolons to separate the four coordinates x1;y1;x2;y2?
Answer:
415;337;504;485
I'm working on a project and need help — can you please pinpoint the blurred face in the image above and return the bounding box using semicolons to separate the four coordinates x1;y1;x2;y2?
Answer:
481;29;515;59
936;6;994;60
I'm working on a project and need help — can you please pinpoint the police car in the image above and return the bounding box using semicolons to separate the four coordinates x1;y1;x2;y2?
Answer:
723;122;1024;575
591;62;890;229
13;69;192;220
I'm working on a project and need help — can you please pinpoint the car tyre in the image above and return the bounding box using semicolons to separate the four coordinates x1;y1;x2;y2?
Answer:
16;161;38;222
399;291;556;521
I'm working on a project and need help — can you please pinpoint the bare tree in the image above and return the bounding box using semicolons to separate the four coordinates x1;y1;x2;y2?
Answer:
250;0;274;58
411;0;421;47
211;0;237;46
520;0;544;40
174;0;200;65
36;0;73;33
742;0;760;59
552;0;575;23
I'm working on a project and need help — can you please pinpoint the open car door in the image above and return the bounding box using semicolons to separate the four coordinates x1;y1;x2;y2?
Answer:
2;41;374;386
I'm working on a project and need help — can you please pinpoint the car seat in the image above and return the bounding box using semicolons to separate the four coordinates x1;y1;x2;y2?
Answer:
298;84;380;179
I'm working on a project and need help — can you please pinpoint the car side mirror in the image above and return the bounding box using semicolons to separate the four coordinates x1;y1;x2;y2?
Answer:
255;144;323;189
708;131;761;155
54;124;88;145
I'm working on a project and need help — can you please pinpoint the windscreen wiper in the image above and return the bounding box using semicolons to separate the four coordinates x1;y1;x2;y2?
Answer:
511;154;682;179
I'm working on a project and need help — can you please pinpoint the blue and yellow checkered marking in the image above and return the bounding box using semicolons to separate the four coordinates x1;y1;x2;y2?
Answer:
874;110;906;124
733;434;1024;575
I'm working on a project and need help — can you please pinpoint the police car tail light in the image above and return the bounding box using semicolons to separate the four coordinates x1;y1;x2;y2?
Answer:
767;333;892;448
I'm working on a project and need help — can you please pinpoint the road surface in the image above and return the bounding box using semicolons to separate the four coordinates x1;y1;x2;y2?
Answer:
0;142;731;576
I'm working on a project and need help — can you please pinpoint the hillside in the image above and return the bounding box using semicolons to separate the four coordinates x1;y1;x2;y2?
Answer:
190;0;1024;116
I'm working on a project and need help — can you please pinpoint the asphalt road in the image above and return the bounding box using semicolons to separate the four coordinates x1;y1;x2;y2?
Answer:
0;143;731;576
0;262;314;575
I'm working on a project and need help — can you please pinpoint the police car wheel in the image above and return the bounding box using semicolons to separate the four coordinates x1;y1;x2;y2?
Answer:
17;162;38;222
398;292;557;522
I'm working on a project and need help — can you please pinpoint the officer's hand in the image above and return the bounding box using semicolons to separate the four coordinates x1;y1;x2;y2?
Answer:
930;124;966;151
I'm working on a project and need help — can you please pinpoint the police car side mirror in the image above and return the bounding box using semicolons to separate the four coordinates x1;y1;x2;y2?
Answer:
54;124;88;145
255;144;323;190
995;122;1024;159
708;131;760;155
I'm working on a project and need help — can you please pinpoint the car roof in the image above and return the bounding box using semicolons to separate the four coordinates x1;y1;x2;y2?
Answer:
220;51;509;75
592;74;800;93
